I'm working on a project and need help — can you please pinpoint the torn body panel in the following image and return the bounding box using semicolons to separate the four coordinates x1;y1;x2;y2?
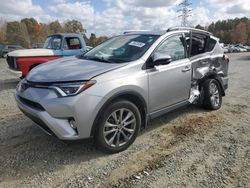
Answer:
189;38;229;104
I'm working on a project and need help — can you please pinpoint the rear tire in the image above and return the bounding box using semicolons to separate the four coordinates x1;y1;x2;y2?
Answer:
202;79;222;110
94;100;141;153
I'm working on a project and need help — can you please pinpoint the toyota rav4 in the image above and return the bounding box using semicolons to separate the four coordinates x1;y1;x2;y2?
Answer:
15;27;229;153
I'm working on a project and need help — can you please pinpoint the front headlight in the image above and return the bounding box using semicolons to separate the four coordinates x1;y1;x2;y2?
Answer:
51;80;96;97
16;79;23;92
16;79;29;93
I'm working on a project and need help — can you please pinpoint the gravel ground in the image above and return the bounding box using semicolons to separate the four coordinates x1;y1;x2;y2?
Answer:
0;53;250;188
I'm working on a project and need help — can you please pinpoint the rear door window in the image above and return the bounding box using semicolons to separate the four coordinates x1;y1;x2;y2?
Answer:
190;33;208;56
206;38;217;52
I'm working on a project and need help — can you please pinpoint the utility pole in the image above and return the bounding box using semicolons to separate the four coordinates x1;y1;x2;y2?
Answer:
178;0;192;27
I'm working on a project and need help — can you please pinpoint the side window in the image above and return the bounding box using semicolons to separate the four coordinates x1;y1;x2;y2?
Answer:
155;34;185;61
64;37;81;50
51;37;62;50
190;33;208;56
206;38;216;52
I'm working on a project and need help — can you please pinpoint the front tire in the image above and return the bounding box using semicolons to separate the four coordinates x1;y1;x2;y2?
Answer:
202;79;222;110
95;100;141;153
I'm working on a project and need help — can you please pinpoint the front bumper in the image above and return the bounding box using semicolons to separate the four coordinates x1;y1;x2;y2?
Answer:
15;86;103;140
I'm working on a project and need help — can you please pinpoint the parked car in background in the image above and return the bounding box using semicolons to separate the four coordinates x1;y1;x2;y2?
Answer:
236;46;247;52
228;45;236;53
1;45;24;58
243;45;250;52
222;46;229;53
221;44;250;53
15;27;229;153
7;33;87;78
0;44;5;57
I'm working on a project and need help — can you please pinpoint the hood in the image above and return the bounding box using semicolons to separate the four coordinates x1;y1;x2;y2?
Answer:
26;56;126;83
8;48;55;57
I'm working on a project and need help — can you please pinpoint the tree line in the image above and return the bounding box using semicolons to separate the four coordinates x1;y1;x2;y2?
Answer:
0;18;108;48
196;17;250;45
0;17;250;48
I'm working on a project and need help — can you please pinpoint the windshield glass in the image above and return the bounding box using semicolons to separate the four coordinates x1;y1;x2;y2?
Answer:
43;36;62;50
83;34;159;63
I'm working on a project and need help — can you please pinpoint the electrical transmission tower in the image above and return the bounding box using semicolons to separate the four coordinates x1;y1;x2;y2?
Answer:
178;0;192;27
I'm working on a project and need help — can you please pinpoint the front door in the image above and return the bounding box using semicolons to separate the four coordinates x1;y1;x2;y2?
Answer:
148;34;192;113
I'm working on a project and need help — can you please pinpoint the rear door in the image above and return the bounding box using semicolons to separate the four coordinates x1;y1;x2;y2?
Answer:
148;33;192;112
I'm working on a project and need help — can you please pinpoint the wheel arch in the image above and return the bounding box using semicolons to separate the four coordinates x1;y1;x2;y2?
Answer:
90;90;148;137
198;72;225;96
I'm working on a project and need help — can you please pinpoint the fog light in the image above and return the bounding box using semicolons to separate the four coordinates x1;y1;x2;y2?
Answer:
69;119;77;129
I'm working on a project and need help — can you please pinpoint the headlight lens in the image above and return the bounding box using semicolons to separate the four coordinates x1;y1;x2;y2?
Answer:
51;80;96;96
16;79;29;93
16;79;23;92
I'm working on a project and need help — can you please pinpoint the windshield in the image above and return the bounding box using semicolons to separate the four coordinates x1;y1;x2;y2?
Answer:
43;36;62;50
83;34;159;63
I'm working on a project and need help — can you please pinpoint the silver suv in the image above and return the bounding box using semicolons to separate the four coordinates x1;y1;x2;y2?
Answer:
15;27;229;153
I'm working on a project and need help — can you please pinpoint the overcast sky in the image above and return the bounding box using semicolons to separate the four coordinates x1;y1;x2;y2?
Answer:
0;0;249;35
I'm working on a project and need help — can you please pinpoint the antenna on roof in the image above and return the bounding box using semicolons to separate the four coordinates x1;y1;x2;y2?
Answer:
178;0;192;27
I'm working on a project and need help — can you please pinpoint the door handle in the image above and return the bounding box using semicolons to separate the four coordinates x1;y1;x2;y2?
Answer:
182;66;191;72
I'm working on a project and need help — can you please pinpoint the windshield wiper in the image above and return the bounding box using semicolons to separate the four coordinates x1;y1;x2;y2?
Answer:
108;58;127;63
82;56;115;64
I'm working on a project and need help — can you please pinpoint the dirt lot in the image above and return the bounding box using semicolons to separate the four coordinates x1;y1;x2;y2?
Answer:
0;53;250;188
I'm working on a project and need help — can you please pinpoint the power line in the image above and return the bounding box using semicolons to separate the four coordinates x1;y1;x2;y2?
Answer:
178;0;192;27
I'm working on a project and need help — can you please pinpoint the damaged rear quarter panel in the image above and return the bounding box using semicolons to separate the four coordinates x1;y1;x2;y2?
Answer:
191;38;229;82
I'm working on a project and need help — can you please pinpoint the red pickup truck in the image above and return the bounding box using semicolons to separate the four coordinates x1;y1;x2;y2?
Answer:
6;33;87;78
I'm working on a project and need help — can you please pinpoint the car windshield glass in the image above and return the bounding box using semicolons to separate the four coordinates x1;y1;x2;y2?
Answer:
43;36;62;50
83;34;159;63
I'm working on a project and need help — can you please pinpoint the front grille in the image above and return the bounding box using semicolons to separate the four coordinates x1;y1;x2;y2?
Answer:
18;96;45;111
7;56;20;71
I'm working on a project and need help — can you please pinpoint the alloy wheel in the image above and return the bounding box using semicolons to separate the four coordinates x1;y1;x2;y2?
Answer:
103;108;136;148
209;83;220;107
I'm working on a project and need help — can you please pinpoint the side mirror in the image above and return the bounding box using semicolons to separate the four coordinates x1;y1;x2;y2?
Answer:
151;53;172;67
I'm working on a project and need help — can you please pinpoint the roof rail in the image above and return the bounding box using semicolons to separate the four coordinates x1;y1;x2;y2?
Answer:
167;27;212;35
123;30;150;34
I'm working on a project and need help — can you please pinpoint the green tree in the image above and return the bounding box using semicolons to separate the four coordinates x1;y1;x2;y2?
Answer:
37;23;50;43
6;21;30;48
233;21;248;44
195;24;204;30
0;22;6;43
49;20;63;34
88;33;97;47
64;20;86;34
21;18;41;44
